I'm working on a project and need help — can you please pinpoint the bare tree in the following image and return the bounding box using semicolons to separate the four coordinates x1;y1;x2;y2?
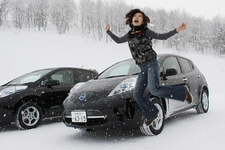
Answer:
212;16;225;55
50;0;76;34
1;0;225;55
0;0;10;26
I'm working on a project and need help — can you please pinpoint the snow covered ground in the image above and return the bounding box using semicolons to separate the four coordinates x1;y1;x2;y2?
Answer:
0;27;225;150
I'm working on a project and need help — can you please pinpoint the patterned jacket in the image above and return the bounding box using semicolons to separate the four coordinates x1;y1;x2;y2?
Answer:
107;27;178;66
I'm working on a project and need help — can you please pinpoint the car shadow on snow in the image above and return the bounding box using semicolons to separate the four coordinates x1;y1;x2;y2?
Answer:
68;109;200;142
69;128;145;143
0;124;19;132
0;117;63;132
0;109;201;135
165;109;199;123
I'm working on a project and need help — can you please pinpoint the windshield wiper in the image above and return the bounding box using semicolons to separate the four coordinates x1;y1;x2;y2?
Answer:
105;75;127;79
97;73;139;79
8;82;33;86
130;73;139;75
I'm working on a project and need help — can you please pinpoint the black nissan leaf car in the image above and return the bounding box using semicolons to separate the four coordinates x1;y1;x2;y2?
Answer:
0;67;98;129
63;54;209;136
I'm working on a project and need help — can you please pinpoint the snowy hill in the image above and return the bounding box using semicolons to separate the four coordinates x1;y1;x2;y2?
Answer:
0;28;225;150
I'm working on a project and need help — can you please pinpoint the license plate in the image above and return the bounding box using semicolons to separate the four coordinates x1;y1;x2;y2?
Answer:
71;111;87;123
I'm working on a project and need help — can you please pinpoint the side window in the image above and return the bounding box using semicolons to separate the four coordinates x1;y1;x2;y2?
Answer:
41;69;75;86
162;56;181;75
178;58;193;73
75;70;93;82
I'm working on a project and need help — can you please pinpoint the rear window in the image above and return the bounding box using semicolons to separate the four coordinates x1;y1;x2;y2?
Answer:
75;69;97;82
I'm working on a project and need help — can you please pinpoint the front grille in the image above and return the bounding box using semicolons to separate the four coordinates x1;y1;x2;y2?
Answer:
64;116;107;126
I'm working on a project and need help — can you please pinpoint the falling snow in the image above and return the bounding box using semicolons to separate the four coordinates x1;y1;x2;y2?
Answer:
0;28;225;150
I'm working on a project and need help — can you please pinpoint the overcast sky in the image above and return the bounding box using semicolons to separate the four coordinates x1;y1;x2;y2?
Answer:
125;0;225;19
0;0;223;19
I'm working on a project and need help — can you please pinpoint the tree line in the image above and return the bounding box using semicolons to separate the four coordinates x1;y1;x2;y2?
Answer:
0;0;225;55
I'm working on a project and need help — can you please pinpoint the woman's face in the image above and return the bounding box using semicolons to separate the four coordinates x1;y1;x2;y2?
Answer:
132;12;143;26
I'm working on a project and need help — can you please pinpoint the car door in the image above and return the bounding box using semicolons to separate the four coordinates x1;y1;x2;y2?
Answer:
40;69;76;117
160;56;189;113
177;57;201;104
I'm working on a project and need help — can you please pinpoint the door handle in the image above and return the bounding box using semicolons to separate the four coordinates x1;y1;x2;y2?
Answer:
183;77;188;82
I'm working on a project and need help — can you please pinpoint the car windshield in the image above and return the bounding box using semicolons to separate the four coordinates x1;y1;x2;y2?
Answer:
98;59;140;79
7;69;53;85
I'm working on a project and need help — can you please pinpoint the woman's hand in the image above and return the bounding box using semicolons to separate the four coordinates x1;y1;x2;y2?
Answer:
105;24;110;31
176;23;187;32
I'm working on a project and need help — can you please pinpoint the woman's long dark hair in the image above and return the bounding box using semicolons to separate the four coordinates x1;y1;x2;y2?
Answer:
125;9;150;28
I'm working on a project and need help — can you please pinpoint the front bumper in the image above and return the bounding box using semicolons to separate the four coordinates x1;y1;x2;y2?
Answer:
0;106;15;125
63;97;143;130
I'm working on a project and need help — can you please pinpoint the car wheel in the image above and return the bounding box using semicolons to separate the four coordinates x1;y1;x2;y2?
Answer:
196;89;209;113
139;97;165;136
16;102;43;130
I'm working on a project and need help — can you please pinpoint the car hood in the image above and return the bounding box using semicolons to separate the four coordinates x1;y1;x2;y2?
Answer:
83;77;127;92
63;76;133;109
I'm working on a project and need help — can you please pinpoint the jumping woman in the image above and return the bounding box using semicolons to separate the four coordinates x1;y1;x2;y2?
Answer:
105;9;192;126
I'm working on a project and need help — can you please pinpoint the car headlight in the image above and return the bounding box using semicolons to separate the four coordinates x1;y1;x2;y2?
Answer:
0;86;28;98
108;77;137;97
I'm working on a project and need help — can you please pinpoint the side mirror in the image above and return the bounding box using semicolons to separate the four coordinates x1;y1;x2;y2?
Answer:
166;68;177;76
160;68;178;80
45;80;60;88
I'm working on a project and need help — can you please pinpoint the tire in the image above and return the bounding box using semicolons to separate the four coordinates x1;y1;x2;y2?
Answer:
16;102;43;130
139;97;165;136
196;89;209;113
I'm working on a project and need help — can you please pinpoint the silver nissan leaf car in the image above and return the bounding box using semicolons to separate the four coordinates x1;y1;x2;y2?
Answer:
63;54;209;136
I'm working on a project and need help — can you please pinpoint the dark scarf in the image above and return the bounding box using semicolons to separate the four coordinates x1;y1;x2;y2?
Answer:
131;24;145;32
129;24;146;37
129;24;146;38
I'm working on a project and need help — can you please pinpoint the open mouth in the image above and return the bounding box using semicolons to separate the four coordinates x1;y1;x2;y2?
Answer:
134;20;139;23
